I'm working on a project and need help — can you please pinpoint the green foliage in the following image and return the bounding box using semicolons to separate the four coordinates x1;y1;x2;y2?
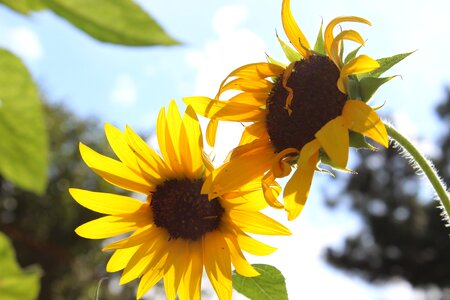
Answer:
0;232;41;300
359;76;395;102
0;0;45;14
232;264;288;300
360;51;414;79
0;49;48;195
277;35;302;63
344;45;362;64
44;0;179;46
313;22;325;55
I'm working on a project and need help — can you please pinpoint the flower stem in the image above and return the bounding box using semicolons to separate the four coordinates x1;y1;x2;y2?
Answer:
386;123;450;223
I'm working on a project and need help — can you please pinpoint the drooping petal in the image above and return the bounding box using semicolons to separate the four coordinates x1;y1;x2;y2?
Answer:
262;171;284;208
206;119;219;147
69;188;144;215
221;62;284;82
283;139;320;220
281;0;311;57
272;147;298;178
203;231;232;300
315;116;349;168
338;55;380;93
79;143;154;194
239;122;269;145
329;30;365;69
219;78;273;95
223;233;259;277
342;100;388;147
324;16;371;58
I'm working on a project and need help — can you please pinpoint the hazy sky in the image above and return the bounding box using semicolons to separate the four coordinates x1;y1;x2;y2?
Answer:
1;0;450;299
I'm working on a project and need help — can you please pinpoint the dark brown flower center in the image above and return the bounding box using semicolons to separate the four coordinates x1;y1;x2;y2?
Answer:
151;179;224;241
266;55;347;153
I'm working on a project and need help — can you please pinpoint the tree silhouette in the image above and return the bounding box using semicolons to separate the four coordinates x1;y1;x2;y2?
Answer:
325;88;450;293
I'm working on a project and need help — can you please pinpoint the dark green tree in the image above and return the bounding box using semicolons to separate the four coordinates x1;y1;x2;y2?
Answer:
325;88;450;293
0;102;141;299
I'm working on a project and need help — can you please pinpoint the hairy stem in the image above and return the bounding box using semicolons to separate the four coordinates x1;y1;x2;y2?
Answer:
386;123;450;224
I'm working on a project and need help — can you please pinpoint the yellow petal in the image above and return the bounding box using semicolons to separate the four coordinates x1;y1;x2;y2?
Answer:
239;122;269;145
180;105;204;178
157;107;183;176
325;16;371;58
229;92;269;107
104;123;140;172
283;139;320;220
223;234;259;277
178;242;202;300
75;215;145;239
106;245;141;272
125;125;172;180
262;171;284;208
163;240;189;300
136;248;168;299
222;189;269;211
222;62;284;81
315;116;349;168
69;188;144;215
184;96;264;122
79;143;154;194
226;210;291;236
102;224;158;251
338;55;380;93
220;78;273;94
206;119;219;147
281;0;311;57
330;30;365;69
203;232;232;300
272;147;298;178
342;100;388;147
223;222;277;256
120;241;155;285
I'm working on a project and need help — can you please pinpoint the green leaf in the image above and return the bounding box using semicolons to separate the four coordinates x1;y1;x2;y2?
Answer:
344;45;362;64
0;232;42;300
0;49;48;194
362;51;414;78
277;34;302;62
360;76;395;102
43;0;179;46
233;264;288;300
0;0;46;14
349;131;375;150
347;77;361;100
313;22;325;55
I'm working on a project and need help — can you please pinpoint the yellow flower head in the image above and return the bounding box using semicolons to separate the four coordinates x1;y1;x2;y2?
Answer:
184;0;404;220
70;101;291;300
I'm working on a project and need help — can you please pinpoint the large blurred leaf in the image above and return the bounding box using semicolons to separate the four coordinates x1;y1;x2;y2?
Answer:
44;0;179;46
0;49;48;194
233;264;288;300
0;232;42;299
0;0;46;14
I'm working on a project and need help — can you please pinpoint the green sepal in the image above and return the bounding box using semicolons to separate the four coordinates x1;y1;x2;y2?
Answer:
347;77;361;99
359;76;396;102
349;131;376;150
315;165;335;177
344;45;363;64
233;264;288;300
266;54;286;68
277;34;302;62
313;22;325;55
319;151;354;173
360;51;414;79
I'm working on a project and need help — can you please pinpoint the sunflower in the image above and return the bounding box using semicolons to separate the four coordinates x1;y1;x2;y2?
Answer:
70;101;291;300
184;0;391;220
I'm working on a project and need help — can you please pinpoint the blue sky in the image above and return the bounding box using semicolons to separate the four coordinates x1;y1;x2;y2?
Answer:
1;0;450;299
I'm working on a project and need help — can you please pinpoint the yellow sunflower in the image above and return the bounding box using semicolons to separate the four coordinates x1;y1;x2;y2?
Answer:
184;0;391;220
70;101;291;300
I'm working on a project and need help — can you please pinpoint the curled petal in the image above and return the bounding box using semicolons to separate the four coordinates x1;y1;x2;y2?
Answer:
315;116;349;168
281;0;311;57
330;30;365;69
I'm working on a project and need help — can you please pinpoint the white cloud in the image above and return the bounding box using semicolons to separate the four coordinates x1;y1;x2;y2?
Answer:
5;27;43;62
110;74;138;107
